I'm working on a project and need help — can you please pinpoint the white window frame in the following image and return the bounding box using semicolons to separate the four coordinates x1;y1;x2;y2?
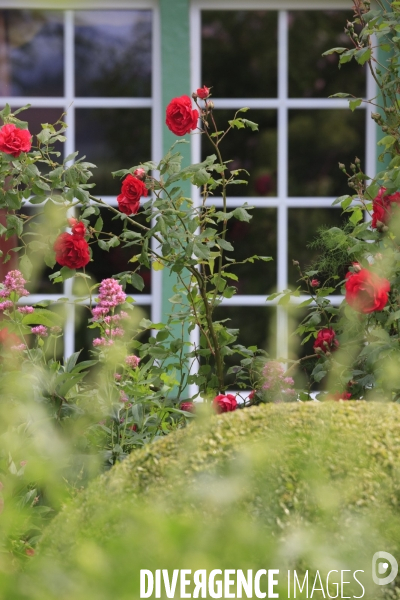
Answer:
189;0;376;368
2;0;162;357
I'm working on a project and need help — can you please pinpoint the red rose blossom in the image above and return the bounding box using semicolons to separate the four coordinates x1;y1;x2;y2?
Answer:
371;187;400;228
166;96;199;136
196;86;210;99
117;174;148;215
213;393;238;414
54;233;90;269
329;392;352;401
0;123;31;157
310;279;320;288
313;328;339;353
180;401;195;413
68;218;86;238
345;269;390;313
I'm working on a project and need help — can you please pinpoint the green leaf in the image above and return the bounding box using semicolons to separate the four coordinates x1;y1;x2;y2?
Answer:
349;98;362;111
191;169;210;186
19;255;32;280
217;238;234;252
241;119;258;131
193;242;210;260
354;47;371;65
329;93;351;98
130;273;144;291
60;266;76;280
322;47;348;56
22;308;63;328
228;119;245;130
94;216;103;237
232;206;253;222
378;135;396;149
349;207;363;225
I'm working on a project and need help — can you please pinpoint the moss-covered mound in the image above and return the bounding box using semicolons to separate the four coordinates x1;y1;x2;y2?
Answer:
18;403;400;599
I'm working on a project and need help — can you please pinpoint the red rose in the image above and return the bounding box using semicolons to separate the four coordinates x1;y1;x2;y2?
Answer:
196;86;210;99
0;123;31;157
180;401;195;413
313;328;339;353
54;233;90;269
345;269;390;313
213;393;238;414
328;392;352;401
372;187;400;228
310;279;319;288
68;218;86;238
117;174;147;215
166;96;199;136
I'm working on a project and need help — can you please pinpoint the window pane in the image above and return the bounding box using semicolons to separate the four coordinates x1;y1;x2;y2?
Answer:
75;11;152;98
287;207;348;287
202;11;277;98
214;208;277;295
288;109;365;197
75;108;151;196
202;109;277;197
288;11;365;99
79;209;151;295
0;10;63;97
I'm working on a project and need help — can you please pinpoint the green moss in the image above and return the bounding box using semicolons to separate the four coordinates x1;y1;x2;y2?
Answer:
18;403;400;599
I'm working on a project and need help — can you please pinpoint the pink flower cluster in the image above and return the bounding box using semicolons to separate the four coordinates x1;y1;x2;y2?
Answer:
0;270;29;299
92;278;127;347
262;361;296;401
125;355;140;369
31;325;48;337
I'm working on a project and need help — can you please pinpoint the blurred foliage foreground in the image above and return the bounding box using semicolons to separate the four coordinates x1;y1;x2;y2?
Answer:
2;402;400;599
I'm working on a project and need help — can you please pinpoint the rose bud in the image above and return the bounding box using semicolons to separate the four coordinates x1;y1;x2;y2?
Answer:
196;85;210;99
310;279;320;288
133;167;146;180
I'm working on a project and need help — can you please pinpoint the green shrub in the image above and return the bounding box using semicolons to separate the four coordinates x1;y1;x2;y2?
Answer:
8;403;400;599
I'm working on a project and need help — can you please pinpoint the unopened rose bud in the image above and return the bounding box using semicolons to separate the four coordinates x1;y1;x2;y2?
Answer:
196;85;210;100
382;225;389;233
338;163;346;171
376;220;385;230
355;156;361;165
371;112;380;122
207;101;214;110
292;260;299;266
133;167;146;180
310;279;320;288
352;262;362;272
375;253;383;260
382;126;389;132
350;163;356;172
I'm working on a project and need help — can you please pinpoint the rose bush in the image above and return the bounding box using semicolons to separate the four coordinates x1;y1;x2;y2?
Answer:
117;174;148;215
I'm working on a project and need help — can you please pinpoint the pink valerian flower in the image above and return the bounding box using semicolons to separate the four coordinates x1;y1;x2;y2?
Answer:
92;306;109;320
93;337;114;347
125;355;140;369
0;301;13;311
18;306;34;314
119;311;129;319
3;270;29;297
262;361;296;401
11;344;27;352
120;391;129;403
31;325;48;337
109;327;124;337
98;278;126;307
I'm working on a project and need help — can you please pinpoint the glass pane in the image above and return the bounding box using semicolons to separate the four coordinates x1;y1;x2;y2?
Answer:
212;306;276;386
287;207;348;287
75;11;152;98
75;108;151;196
288;109;365;197
214;208;277;295
75;304;151;361
288;11;365;99
0;10;63;97
202;11;277;98
20;107;65;164
77;209;151;295
202;109;277;197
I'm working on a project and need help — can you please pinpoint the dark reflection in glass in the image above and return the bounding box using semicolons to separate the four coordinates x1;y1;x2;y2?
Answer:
212;306;276;386
20;107;64;165
288;11;365;99
78;208;151;294
75;11;152;98
287;207;348;287
75;108;151;196
202;11;277;98
0;10;63;97
75;304;151;361
201;110;277;197
288;109;365;197
213;208;276;295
